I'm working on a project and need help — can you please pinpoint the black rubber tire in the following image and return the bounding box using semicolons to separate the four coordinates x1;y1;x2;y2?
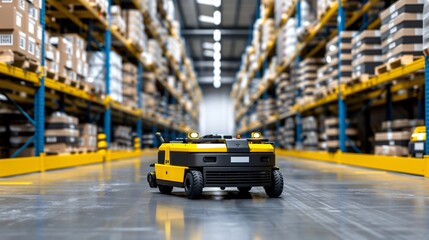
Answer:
184;170;204;199
158;185;173;194
237;187;252;193
264;170;284;198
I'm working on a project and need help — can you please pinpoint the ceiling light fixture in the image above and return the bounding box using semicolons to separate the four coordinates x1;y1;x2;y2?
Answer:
198;11;221;25
197;0;221;7
202;42;214;49
213;29;221;41
203;50;214;57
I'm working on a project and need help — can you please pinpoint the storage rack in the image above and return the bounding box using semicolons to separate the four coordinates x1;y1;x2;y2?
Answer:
0;0;200;166
232;0;429;176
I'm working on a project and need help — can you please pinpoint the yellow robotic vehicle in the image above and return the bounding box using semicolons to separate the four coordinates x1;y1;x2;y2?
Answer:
147;132;283;199
409;126;426;158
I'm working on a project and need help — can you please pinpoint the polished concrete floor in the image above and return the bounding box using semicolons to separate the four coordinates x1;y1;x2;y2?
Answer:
0;155;428;240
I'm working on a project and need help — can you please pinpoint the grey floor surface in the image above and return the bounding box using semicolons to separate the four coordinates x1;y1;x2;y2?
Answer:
0;155;428;240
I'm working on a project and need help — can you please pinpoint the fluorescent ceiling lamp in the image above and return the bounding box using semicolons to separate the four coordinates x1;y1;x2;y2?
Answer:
213;29;221;41
213;75;221;82
213;11;221;25
202;42;214;49
204;50;214;57
197;0;221;7
213;42;221;52
213;68;221;75
213;60;221;68
213;80;221;88
198;10;221;25
213;51;221;61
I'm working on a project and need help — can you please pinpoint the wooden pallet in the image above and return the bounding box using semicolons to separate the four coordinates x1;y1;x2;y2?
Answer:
127;38;143;53
346;74;371;86
0;50;40;73
45;69;58;80
375;55;419;75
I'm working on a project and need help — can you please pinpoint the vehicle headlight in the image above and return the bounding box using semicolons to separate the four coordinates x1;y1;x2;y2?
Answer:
251;132;262;139
188;132;200;139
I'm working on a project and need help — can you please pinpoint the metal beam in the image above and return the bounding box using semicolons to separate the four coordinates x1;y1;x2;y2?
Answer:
194;60;240;68
182;29;249;38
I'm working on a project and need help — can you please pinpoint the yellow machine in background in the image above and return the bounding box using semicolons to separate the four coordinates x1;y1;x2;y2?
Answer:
147;132;283;199
409;126;426;158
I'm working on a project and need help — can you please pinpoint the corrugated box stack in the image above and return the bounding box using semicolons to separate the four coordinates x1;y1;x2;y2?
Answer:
88;51;123;101
112;126;133;150
317;0;336;20
326;31;355;90
123;9;147;52
256;98;277;121
275;73;294;113
284;118;295;149
375;119;424;156
296;0;316;40
142;133;154;148
297;58;323;106
122;63;138;109
44;32;60;80
79;124;97;152
0;0;42;71
276;18;297;65
142;72;158;116
302;116;318;150
9;122;35;157
379;0;423;65
45;112;80;154
261;19;275;51
424;0;429;55
111;6;126;35
274;0;295;27
324;118;359;152
352;30;382;80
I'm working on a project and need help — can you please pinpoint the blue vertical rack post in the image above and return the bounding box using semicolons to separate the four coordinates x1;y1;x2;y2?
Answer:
35;0;46;156
425;56;429;155
337;0;347;152
136;62;143;149
104;0;112;148
295;0;302;149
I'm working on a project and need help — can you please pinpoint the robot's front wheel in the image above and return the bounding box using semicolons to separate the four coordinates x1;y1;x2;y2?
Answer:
264;169;284;198
184;170;204;199
158;185;173;194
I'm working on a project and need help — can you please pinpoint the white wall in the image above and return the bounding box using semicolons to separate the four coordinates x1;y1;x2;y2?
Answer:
199;84;235;135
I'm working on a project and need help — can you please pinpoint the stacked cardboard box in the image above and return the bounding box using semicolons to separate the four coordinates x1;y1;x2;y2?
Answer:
375;119;424;156
276;18;297;64
79;124;97;152
325;31;355;90
9;122;35;157
264;129;276;142
317;0;336;20
88;51;122;101
122;63;138;109
324;118;359;152
87;0;108;15
302;116;318;150
297;0;317;40
112;126;133;150
352;30;382;79
284;118;295;149
0;1;42;71
297;58;323;105
274;0;296;27
0;123;7;158
256;98;277;121
262;19;275;51
380;0;424;63
45;112;80;154
424;0;429;55
50;34;88;85
111;6;126;35
44;32;60;79
275;73;295;113
123;9;147;52
142;133;154;148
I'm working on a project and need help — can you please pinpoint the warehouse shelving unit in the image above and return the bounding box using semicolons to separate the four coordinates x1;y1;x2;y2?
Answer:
232;0;429;176
0;0;200;175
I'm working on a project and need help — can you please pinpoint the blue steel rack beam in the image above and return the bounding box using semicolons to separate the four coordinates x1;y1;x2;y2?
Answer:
137;62;143;149
425;56;429;155
104;0;112;147
35;0;47;156
295;0;302;148
337;0;347;152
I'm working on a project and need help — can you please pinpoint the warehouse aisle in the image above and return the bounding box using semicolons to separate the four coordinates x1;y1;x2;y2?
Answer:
0;156;428;240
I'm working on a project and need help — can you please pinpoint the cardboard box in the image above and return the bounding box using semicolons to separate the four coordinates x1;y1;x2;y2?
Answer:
375;145;408;156
380;0;424;24
0;5;27;57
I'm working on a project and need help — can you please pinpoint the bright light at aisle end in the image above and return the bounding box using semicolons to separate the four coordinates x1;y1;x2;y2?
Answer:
213;80;221;88
213;29;221;41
